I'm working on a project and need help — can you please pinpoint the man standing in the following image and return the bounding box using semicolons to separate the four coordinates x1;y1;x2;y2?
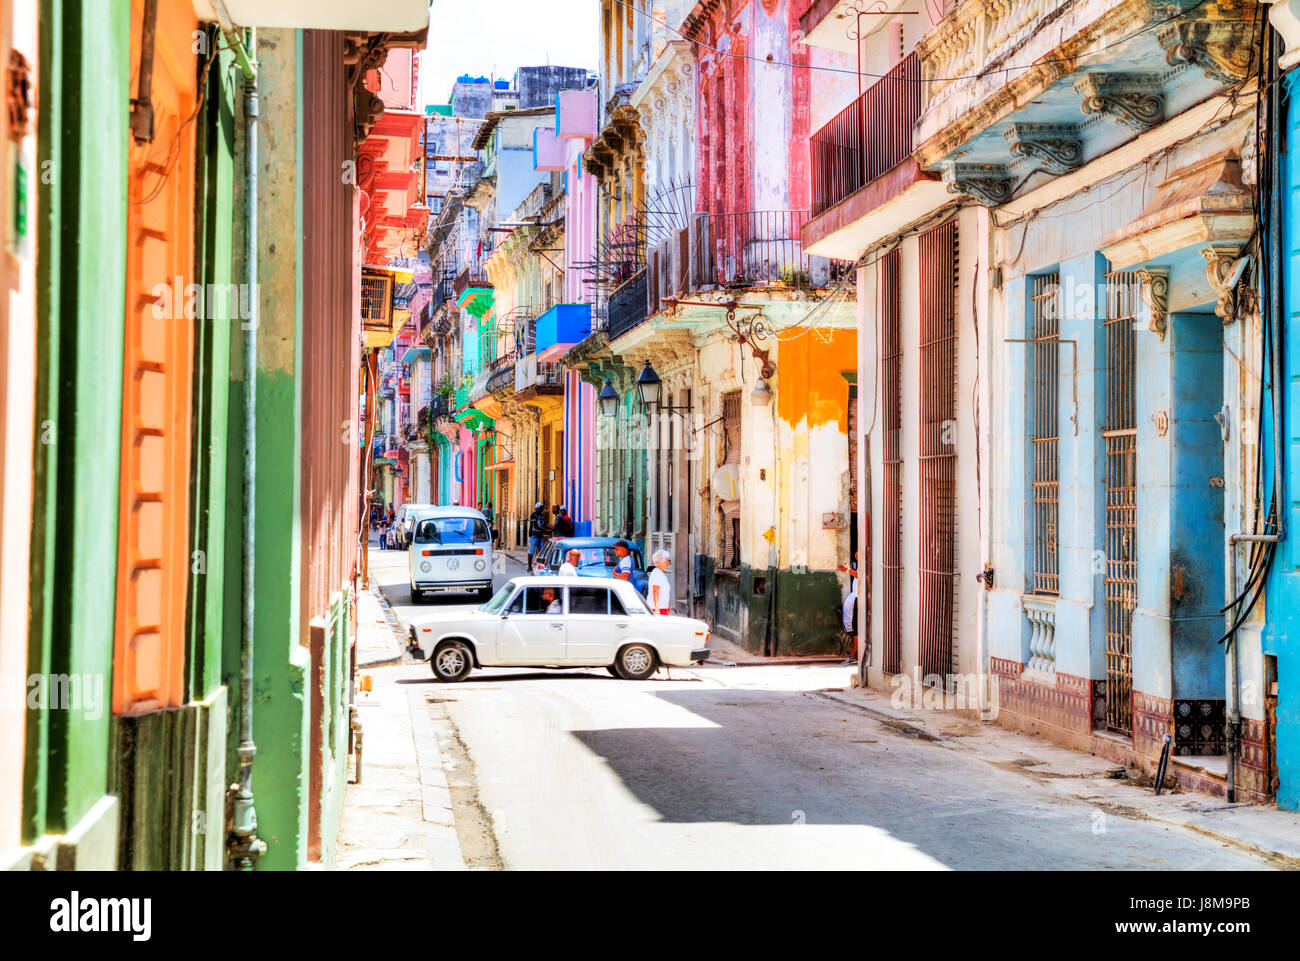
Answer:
559;548;581;576
553;505;575;538
527;502;550;569
612;540;634;582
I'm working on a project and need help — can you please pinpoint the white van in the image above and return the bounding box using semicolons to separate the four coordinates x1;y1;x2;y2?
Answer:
409;506;495;602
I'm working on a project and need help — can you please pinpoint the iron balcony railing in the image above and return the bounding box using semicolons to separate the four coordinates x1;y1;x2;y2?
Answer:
706;210;820;287
487;351;517;394
455;264;493;299
608;269;649;341
809;52;921;218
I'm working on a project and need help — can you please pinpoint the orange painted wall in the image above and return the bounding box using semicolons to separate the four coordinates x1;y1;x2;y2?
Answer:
774;328;857;431
113;0;198;715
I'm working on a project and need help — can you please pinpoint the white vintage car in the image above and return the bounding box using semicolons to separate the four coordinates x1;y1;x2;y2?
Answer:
411;575;712;682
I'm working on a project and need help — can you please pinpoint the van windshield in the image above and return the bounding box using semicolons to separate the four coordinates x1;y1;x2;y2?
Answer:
415;516;490;544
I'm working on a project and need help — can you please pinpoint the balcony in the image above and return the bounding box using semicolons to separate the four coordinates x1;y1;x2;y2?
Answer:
912;0;1260;206
810;53;922;218
455;264;494;318
512;353;564;400
607;269;648;342
534;303;593;362
487;351;518;394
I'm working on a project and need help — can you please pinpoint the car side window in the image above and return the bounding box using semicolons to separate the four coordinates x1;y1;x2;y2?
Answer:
609;591;629;616
523;587;562;614
568;586;609;615
505;590;526;614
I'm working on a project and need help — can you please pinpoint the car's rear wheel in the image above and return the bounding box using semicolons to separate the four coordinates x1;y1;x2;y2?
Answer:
431;641;473;682
613;643;657;681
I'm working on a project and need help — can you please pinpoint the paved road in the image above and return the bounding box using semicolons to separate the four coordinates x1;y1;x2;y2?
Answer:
365;541;1279;871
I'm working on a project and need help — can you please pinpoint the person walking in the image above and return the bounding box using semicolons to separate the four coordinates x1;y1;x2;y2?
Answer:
648;549;673;615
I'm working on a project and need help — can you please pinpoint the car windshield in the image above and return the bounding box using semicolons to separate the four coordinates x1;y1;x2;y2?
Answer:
481;583;514;613
556;546;643;569
415;516;490;544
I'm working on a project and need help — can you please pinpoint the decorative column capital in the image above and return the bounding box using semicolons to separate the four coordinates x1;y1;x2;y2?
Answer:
1202;246;1255;326
1075;73;1165;130
1135;267;1169;341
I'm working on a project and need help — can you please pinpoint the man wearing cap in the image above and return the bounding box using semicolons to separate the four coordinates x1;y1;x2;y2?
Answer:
612;540;635;582
527;502;550;569
553;505;575;538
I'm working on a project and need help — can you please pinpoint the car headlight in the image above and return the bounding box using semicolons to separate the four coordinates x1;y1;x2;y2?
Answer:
420;561;431;573
474;559;486;571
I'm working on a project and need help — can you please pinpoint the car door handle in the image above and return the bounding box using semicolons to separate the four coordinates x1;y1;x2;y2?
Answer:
616;623;629;629
550;623;564;630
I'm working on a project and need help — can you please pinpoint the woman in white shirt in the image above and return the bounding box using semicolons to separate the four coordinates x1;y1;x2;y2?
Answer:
648;549;673;615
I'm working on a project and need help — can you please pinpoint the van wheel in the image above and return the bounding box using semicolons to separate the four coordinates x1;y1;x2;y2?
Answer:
613;643;657;681
431;641;473;682
411;587;423;604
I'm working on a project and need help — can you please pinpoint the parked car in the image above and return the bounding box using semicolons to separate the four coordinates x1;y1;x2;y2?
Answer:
410;575;711;682
532;536;645;578
394;502;433;550
408;506;494;602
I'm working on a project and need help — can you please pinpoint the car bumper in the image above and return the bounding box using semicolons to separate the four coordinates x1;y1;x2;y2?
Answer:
690;648;710;664
415;581;492;592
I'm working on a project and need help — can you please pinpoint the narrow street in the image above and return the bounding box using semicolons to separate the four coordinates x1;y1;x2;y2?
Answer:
342;542;1288;871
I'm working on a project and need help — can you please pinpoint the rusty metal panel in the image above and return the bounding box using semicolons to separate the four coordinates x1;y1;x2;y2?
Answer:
918;219;958;682
1104;269;1139;735
1031;273;1061;595
881;248;902;676
300;30;359;648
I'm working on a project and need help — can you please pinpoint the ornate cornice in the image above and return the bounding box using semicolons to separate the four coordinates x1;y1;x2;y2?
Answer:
1157;16;1257;83
942;162;1015;206
1075;73;1165;130
1004;123;1084;174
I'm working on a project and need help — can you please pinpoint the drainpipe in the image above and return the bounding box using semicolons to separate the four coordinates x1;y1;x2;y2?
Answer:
215;5;264;869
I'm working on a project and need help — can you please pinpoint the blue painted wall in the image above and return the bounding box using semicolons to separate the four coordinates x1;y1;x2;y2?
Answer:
1264;71;1300;810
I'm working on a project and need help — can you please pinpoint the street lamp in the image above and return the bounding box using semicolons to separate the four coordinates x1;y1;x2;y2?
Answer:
598;378;620;417
635;359;662;408
751;376;773;406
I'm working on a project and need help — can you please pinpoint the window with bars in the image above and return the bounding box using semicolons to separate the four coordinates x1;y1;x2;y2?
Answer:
1103;269;1139;735
881;248;903;676
1030;273;1061;595
918;218;958;682
720;390;742;569
361;273;392;328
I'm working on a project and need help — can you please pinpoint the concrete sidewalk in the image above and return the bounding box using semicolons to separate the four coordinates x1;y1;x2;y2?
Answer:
356;584;405;668
707;664;1300;866
337;594;466;870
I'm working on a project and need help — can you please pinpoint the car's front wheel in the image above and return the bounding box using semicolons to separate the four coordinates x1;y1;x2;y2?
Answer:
431;641;473;682
613;643;657;681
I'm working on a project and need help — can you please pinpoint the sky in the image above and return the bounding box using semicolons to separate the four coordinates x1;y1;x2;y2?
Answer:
419;0;601;109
